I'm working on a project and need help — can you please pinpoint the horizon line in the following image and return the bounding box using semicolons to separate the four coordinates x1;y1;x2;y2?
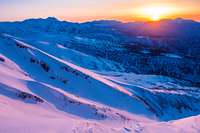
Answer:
0;16;200;23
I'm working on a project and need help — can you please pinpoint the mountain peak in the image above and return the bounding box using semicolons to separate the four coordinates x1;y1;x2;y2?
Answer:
46;17;58;22
173;17;196;23
174;18;184;21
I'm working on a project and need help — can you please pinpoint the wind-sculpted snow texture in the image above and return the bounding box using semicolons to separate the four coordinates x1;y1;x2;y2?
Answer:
0;18;200;132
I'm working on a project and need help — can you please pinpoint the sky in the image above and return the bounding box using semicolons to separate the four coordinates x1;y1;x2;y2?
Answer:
1;0;200;22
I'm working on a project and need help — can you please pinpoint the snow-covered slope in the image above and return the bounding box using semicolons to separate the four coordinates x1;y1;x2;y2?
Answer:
0;33;153;132
0;21;200;132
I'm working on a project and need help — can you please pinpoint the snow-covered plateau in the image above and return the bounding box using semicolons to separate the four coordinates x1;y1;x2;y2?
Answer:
0;18;200;132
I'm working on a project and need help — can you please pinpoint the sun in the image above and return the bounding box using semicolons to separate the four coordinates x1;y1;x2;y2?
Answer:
134;6;174;21
152;14;159;21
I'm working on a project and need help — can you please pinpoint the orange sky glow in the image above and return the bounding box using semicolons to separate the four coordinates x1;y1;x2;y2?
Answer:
0;0;200;22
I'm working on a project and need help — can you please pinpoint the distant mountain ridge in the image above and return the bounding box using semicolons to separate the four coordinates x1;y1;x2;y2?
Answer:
85;18;200;38
1;17;200;38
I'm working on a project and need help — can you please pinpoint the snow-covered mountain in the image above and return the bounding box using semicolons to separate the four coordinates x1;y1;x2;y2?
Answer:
0;18;200;132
